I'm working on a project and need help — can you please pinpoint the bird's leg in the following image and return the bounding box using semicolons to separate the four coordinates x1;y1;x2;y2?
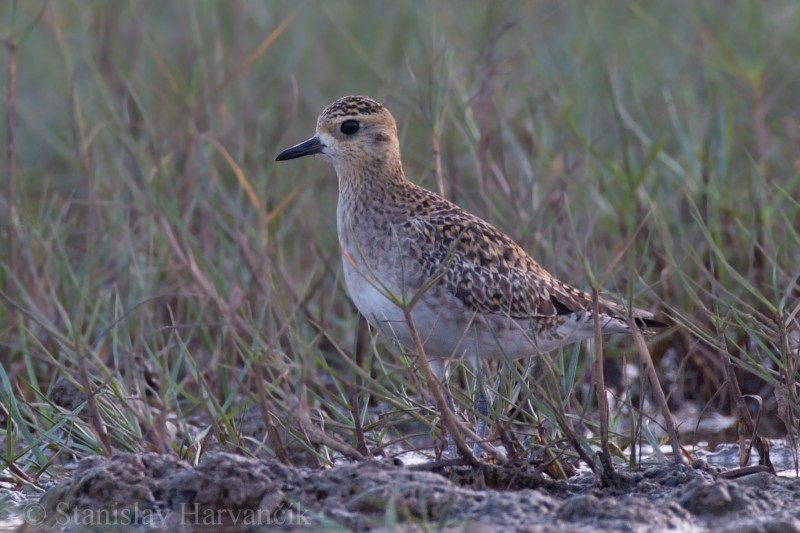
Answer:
430;359;458;458
442;385;459;459
472;363;490;457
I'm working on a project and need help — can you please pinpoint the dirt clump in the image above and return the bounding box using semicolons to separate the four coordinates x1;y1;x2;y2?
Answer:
23;453;800;532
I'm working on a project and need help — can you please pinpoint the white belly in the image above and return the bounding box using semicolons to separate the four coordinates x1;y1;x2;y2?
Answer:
342;257;548;363
342;258;467;355
343;259;408;339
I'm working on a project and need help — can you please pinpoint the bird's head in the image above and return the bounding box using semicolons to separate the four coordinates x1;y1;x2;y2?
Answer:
276;95;401;176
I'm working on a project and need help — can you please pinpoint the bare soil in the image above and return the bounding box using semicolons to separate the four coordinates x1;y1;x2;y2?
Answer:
6;452;800;532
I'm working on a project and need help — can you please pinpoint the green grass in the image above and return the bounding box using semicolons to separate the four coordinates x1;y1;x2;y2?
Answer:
1;0;799;484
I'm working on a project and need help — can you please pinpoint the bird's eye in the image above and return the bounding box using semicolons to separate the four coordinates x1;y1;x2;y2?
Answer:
340;120;360;135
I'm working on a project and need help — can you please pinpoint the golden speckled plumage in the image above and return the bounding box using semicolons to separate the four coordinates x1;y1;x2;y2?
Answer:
277;95;663;369
319;95;385;122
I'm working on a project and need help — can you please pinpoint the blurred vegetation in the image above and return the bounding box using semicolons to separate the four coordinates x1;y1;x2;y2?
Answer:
1;0;799;482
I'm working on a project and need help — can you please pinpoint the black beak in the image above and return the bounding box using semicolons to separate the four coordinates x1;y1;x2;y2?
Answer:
275;136;325;161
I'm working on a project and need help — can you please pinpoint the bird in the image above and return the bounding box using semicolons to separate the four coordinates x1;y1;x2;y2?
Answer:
276;95;665;457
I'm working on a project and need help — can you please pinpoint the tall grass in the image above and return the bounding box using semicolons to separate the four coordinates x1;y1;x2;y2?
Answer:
1;0;799;483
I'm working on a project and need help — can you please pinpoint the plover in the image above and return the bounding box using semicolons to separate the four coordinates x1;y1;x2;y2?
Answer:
276;95;664;455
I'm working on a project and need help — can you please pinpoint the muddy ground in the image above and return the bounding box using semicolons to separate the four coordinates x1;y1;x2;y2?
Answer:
2;451;799;532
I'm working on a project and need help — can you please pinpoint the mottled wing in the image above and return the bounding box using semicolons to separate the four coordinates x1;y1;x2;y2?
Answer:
404;207;592;320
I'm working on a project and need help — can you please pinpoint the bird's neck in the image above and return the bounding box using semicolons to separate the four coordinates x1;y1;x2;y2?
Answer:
335;156;409;209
